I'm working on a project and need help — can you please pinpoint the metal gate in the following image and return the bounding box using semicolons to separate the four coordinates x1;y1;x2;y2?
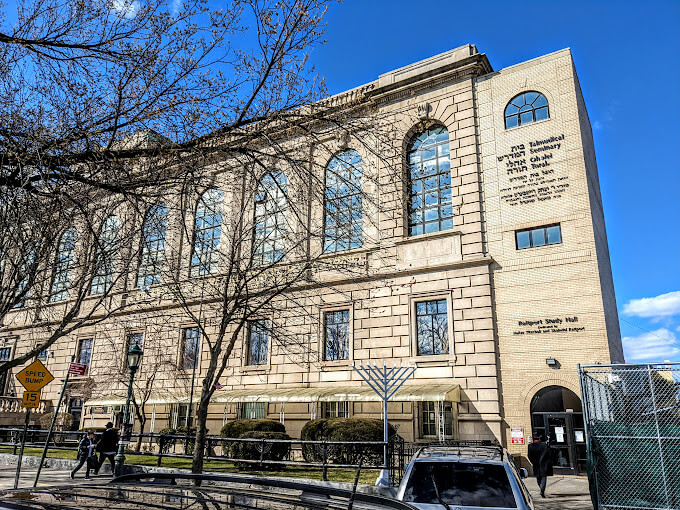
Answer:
579;363;680;510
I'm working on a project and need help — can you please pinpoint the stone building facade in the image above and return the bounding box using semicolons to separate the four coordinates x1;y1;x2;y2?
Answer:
0;44;622;475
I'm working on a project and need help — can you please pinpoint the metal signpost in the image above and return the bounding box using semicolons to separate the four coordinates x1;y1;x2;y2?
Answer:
33;356;76;487
352;362;416;486
14;359;54;489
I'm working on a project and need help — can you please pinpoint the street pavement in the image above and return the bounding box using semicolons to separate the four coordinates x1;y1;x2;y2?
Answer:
1;465;594;509
526;475;594;510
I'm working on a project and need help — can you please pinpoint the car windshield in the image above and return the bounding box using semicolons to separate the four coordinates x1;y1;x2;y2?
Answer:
402;461;517;508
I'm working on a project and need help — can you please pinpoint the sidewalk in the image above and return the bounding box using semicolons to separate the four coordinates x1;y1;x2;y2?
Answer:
525;475;594;510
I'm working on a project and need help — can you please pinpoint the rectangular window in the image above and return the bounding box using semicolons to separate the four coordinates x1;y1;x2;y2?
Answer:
173;403;193;428
182;328;200;370
247;320;268;366
515;224;562;250
321;401;350;419
419;401;453;438
0;347;11;395
77;339;93;375
416;299;449;356
324;310;350;361
37;349;49;361
241;402;266;419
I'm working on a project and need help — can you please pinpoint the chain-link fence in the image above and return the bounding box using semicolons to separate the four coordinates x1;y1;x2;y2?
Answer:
579;363;680;510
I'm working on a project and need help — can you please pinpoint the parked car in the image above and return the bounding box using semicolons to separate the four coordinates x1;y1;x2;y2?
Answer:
395;442;534;509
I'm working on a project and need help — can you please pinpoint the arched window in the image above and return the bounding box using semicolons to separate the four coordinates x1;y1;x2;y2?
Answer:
253;172;287;264
407;125;453;236
49;228;77;302
137;203;168;288
324;150;363;252
91;215;120;295
191;188;223;276
504;91;549;129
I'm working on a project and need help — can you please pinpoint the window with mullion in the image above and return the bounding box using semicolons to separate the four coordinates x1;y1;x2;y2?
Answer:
49;228;77;302
191;188;223;277
324;150;363;252
408;127;453;236
137;203;168;288
91;215;120;295
515;224;562;250
247;320;269;366
504;91;550;129
324;310;350;361
182;327;200;370
77;338;93;375
416;299;449;355
253;173;287;264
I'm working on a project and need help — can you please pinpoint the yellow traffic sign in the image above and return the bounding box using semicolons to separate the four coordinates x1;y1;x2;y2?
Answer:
16;359;54;392
22;390;41;408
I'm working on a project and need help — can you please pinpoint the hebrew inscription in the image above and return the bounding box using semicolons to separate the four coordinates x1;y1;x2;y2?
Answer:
498;134;568;206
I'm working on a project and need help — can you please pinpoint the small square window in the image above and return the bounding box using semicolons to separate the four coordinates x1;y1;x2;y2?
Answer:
415;299;449;356
546;225;562;245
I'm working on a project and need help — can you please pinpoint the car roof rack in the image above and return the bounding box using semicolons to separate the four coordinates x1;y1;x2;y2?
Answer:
415;439;504;461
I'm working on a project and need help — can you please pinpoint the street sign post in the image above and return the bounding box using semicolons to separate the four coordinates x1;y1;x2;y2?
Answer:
21;391;41;408
14;359;54;489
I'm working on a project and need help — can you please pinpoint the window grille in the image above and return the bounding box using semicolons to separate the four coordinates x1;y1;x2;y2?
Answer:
416;299;449;355
191;188;223;276
324;150;363;252
253;172;287;264
91;215;120;295
49;229;77;302
137;203;168;288
504;91;549;129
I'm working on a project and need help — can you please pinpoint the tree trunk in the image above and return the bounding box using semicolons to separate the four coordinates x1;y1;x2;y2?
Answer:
135;419;146;452
191;391;211;485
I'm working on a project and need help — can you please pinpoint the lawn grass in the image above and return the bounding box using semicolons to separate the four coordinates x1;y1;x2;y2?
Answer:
0;446;379;485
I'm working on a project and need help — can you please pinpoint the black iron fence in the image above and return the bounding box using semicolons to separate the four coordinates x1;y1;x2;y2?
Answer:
0;427;411;484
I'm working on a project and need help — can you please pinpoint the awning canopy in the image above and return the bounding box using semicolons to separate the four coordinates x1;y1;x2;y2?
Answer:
84;384;460;407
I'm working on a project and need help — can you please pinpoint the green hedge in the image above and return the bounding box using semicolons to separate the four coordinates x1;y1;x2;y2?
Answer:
301;417;396;465
230;431;291;469
220;419;285;438
155;426;196;454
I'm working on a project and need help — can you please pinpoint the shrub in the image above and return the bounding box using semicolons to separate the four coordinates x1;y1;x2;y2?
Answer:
300;417;397;465
155;426;195;454
220;419;285;438
39;412;73;445
229;431;291;469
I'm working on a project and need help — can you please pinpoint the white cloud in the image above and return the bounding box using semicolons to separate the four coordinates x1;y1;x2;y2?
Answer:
622;328;680;362
593;121;602;131
112;0;139;18
171;0;182;15
622;291;680;320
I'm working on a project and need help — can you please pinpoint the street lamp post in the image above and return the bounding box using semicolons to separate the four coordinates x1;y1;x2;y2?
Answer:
114;344;143;478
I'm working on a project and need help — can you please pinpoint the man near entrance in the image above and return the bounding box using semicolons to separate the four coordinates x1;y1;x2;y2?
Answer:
528;434;553;498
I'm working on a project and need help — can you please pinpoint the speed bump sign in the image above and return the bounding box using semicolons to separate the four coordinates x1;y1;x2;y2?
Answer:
22;390;41;408
16;359;54;392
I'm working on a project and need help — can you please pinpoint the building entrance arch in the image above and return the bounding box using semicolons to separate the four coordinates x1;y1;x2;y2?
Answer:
530;385;586;475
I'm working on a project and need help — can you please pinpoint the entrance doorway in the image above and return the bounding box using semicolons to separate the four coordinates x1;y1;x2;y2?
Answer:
530;386;586;475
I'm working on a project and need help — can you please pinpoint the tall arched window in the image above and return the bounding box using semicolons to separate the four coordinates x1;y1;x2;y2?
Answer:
253;172;287;264
324;150;363;252
191;188;223;276
407;125;453;236
504;91;549;129
137;203;168;288
91;215;120;295
49;228;77;302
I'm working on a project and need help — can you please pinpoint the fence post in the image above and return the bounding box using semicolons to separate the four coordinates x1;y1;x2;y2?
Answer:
157;435;165;467
259;438;265;467
322;440;328;482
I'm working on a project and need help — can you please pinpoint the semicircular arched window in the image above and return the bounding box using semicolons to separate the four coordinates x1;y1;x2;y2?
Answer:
191;188;223;277
49;228;77;302
253;172;287;264
407;125;453;236
90;215;120;295
137;203;168;289
504;91;549;129
324;149;363;253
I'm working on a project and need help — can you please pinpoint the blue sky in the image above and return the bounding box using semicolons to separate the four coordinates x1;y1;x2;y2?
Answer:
311;0;680;363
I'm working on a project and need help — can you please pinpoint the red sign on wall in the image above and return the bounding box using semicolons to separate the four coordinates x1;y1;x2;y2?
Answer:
68;363;87;376
511;426;525;445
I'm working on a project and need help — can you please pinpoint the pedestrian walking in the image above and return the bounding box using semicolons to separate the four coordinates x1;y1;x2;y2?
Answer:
95;422;118;475
527;434;553;498
70;431;97;480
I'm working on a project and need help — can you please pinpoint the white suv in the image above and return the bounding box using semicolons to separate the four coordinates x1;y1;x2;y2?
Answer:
395;443;534;509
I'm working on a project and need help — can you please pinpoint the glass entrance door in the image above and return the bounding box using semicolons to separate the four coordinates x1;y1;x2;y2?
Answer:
546;414;573;474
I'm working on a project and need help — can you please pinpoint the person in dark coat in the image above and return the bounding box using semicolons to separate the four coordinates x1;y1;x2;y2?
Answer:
527;434;553;498
70;431;97;479
95;422;118;475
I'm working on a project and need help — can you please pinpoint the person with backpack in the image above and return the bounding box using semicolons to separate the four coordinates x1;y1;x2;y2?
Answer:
70;431;97;480
95;422;118;475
